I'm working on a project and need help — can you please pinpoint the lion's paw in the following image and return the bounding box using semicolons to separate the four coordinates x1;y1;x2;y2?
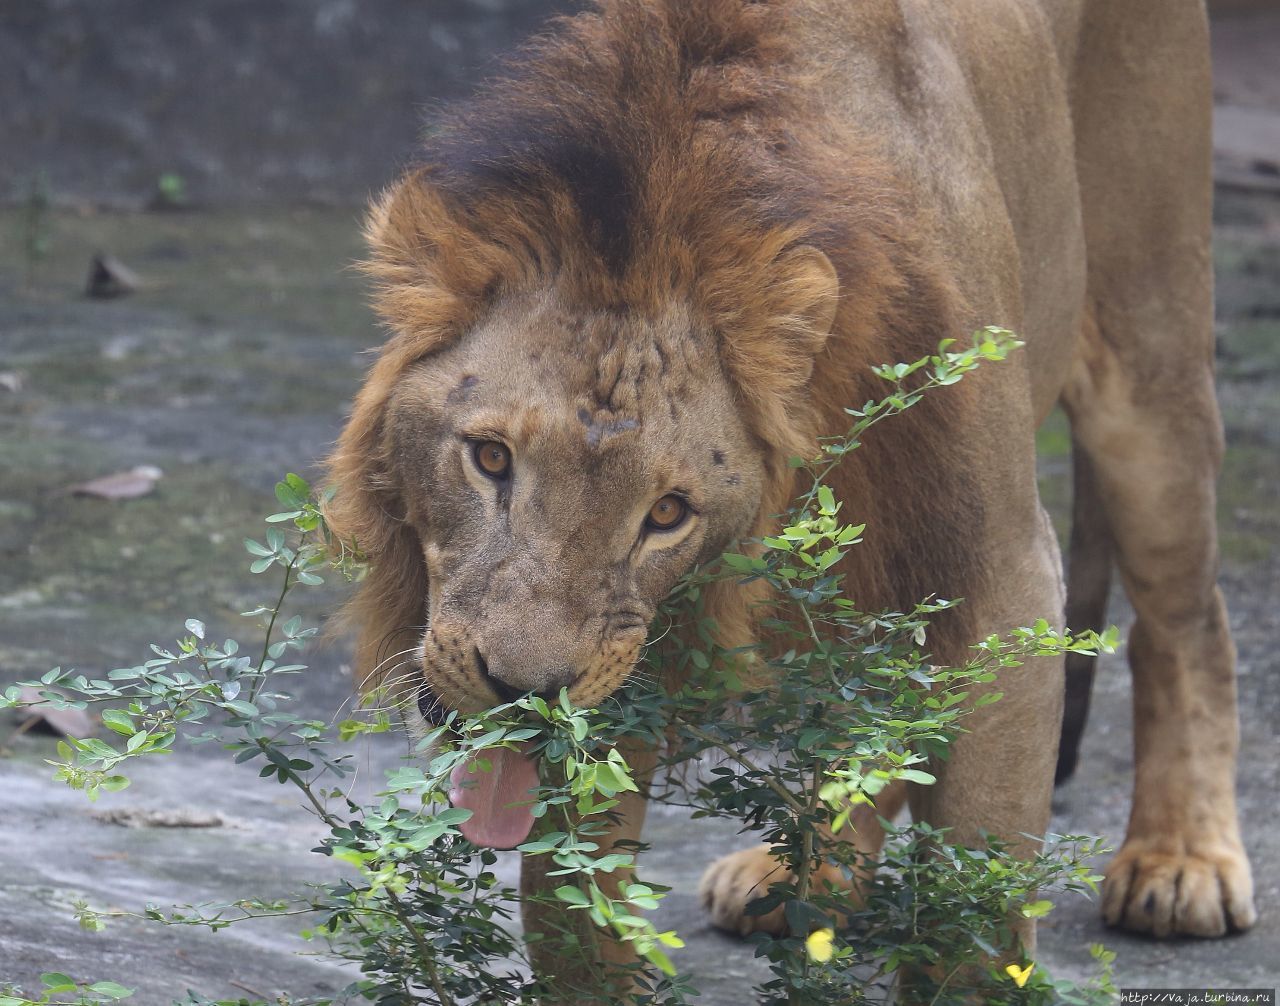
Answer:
699;846;792;936
699;846;854;937
1102;837;1257;937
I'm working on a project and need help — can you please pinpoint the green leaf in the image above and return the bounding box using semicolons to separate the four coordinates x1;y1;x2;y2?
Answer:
283;472;310;501
275;478;304;509
100;709;134;736
243;537;273;557
646;947;677;976
41;973;75;992
434;807;472;826
555;885;590;906
184;618;205;640
517;836;565;854
86;982;134;1000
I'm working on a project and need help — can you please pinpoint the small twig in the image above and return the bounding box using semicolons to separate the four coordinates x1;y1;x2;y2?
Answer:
385;886;457;1006
926;960;968;1006
250;555;298;702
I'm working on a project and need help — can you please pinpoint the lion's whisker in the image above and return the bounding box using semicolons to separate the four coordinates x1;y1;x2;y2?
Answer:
330;651;424;727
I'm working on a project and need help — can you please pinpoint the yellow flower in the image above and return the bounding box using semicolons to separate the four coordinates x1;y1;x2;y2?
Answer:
805;927;835;963
1005;962;1034;988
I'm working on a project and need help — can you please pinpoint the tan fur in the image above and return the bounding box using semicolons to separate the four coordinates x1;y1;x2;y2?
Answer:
326;0;1256;986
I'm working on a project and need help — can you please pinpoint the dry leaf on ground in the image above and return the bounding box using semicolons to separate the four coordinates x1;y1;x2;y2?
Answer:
67;465;164;500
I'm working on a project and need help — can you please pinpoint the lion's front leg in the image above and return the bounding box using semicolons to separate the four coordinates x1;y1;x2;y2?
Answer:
891;518;1068;1003
520;743;656;1005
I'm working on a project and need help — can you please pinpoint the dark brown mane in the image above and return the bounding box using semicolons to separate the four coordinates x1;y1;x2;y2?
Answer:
424;1;807;282
336;0;986;664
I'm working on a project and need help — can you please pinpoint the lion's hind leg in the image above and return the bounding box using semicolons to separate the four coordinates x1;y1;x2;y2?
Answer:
1065;374;1257;937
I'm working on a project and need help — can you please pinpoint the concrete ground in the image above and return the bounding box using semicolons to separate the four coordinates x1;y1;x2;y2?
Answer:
3;18;1279;1000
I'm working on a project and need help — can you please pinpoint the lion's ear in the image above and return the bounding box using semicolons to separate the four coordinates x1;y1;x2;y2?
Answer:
779;244;840;350
707;241;841;455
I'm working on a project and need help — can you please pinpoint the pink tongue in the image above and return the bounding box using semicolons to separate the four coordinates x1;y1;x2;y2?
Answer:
448;744;539;850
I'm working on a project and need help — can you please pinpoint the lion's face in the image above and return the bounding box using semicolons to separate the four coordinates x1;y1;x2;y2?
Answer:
385;289;766;719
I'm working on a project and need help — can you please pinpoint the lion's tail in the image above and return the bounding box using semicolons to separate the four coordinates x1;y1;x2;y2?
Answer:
1055;441;1115;785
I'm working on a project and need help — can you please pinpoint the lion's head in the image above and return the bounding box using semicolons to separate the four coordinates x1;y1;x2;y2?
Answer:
372;280;841;716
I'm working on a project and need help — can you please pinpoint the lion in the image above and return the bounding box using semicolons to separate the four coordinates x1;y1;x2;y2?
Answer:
325;0;1256;990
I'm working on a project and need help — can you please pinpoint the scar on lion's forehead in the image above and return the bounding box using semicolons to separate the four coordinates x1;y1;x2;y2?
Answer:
446;375;480;405
577;407;639;448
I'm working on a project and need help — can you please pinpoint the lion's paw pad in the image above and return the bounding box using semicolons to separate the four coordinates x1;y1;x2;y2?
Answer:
1102;839;1257;937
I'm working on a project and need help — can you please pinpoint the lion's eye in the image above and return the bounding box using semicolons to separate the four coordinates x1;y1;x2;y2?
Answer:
473;440;512;480
645;494;688;532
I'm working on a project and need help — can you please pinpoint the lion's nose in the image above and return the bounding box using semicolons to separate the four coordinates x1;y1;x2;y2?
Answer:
475;648;574;703
477;652;525;703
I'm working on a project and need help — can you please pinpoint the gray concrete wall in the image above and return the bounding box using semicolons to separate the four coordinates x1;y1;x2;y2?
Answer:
0;0;575;207
1;0;1263;208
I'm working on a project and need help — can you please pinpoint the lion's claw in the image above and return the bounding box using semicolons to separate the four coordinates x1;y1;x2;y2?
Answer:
1102;838;1257;937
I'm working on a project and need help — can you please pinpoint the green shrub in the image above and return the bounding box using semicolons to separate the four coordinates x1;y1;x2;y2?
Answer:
1;328;1117;1005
